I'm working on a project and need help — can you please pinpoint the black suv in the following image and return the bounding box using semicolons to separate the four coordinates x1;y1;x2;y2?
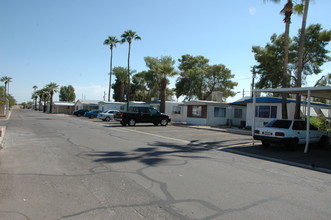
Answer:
114;106;171;126
73;109;89;117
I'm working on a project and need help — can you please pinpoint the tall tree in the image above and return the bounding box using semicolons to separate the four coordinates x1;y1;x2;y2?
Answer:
121;30;141;108
144;56;177;113
104;36;119;102
294;0;309;119
267;0;295;118
32;85;38;110
131;71;149;101
41;88;49;112
252;33;295;89
112;67;132;102
45;82;59;113
34;89;43;111
0;76;12;96
59;85;76;102
176;55;209;100
176;55;237;101
280;0;293;119
253;24;331;91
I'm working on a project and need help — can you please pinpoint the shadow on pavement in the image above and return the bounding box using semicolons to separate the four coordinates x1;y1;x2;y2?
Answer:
222;144;331;174
84;141;211;166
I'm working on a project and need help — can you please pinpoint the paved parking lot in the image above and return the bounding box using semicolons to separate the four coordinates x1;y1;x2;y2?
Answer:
77;116;331;174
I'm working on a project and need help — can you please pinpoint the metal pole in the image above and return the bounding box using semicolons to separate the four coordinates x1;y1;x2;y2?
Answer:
251;66;256;98
304;89;311;153
252;90;257;145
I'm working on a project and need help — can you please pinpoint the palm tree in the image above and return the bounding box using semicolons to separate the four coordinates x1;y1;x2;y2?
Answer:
33;85;38;110
144;56;177;113
104;36;119;102
113;67;134;102
46;83;59;113
294;0;310;119
34;89;43;111
267;0;293;119
121;30;141;109
0;76;12;96
42;89;49;112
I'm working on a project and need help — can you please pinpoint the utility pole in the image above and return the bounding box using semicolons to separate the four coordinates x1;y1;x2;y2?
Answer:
251;66;256;98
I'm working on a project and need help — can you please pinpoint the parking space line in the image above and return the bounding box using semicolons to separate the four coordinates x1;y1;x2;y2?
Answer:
218;142;254;149
118;128;191;144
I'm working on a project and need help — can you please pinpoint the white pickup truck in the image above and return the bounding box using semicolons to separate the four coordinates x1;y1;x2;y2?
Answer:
97;110;119;121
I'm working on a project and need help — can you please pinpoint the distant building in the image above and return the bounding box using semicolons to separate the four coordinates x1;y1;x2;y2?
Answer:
75;100;100;111
48;102;75;114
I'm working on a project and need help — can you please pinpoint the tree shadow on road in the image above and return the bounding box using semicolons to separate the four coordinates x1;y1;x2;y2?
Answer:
84;141;215;166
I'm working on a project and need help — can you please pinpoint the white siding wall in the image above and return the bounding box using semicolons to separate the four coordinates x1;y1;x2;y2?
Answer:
246;102;299;128
231;106;247;127
186;117;207;125
246;103;282;128
207;106;227;126
100;103;125;111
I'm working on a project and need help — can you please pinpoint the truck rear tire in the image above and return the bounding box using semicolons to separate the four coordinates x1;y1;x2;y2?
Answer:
160;119;168;126
128;119;136;126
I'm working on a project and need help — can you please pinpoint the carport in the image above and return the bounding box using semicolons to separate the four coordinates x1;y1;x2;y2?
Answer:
252;86;331;153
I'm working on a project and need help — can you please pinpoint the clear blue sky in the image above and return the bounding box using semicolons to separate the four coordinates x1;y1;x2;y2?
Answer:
1;0;330;103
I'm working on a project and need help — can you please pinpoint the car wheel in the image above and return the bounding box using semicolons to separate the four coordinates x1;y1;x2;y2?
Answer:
77;114;81;117
160;119;168;126
318;135;329;148
286;138;298;150
105;117;110;122
261;141;270;147
128;119;136;126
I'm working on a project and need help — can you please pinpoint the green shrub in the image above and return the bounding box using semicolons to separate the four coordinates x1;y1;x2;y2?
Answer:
310;115;331;133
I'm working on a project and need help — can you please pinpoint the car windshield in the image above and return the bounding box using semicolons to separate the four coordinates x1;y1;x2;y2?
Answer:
265;120;292;129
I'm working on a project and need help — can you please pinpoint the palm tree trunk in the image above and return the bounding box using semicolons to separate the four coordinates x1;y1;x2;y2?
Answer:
120;81;125;102
281;0;293;119
108;47;113;102
43;98;47;112
294;0;310;119
50;92;54;113
126;43;131;110
34;97;37;111
281;20;290;119
160;78;167;113
4;82;7;96
39;96;42;111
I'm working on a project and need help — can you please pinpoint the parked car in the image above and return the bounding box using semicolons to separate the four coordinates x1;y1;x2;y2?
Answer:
84;110;102;119
114;106;171;126
73;109;89;117
253;119;329;148
97;110;119;121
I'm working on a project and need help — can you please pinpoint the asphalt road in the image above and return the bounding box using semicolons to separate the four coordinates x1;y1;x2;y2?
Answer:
0;109;330;220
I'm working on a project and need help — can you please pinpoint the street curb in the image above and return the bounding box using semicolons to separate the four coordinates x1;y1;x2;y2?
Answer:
0;126;6;150
172;123;252;136
221;147;331;175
